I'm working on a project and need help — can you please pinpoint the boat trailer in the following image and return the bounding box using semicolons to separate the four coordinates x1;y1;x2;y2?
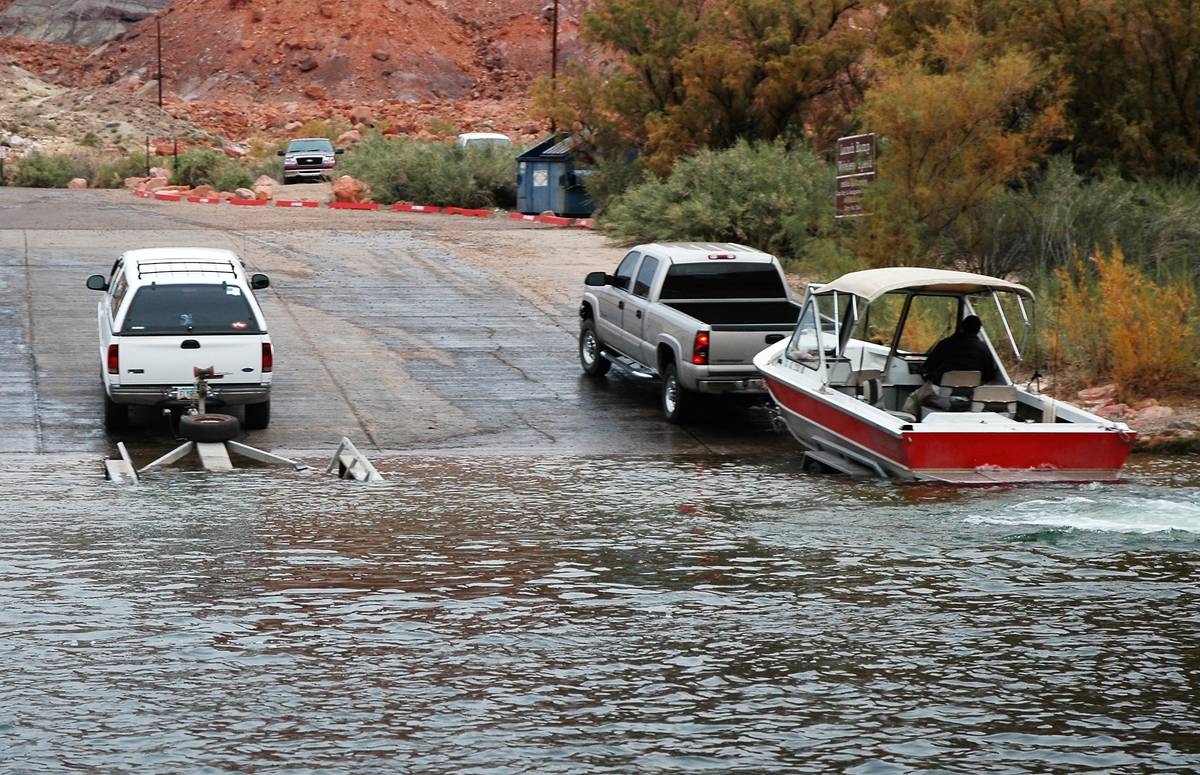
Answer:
103;368;382;484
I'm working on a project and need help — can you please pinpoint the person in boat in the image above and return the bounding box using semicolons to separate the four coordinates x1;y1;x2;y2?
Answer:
904;314;997;414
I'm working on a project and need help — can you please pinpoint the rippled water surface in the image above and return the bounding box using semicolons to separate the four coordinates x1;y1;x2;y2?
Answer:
2;454;1199;772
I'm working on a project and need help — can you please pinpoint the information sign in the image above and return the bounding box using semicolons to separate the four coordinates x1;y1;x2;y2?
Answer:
835;133;875;218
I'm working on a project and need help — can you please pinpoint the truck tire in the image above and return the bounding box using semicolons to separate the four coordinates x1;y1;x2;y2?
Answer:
104;391;128;432
579;320;611;377
244;400;270;430
179;413;240;443
661;362;691;423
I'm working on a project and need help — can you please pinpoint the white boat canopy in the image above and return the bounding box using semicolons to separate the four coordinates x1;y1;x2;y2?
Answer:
816;267;1034;302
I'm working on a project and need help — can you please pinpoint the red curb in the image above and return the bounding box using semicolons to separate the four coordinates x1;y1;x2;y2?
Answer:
534;214;572;226
187;196;221;204
329;201;380;210
276;199;319;208
508;213;537;221
229;198;268;206
392;203;442;213
574;218;595;229
444;207;491;217
133;189;151;198
153;191;182;202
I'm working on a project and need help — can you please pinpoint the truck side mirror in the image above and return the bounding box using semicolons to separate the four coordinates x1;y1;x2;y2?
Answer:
276;150;285;156
86;274;108;291
250;273;270;290
335;148;345;155
585;271;608;287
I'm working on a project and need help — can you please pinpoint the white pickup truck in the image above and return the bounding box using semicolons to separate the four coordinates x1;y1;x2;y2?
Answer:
578;242;800;421
86;248;274;431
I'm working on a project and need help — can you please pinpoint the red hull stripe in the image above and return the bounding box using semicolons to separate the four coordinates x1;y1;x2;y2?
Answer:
766;376;908;462
764;375;1134;472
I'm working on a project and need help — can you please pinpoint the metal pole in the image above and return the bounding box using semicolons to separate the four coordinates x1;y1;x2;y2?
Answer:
550;0;559;133
551;0;559;83
145;134;151;176
156;16;163;111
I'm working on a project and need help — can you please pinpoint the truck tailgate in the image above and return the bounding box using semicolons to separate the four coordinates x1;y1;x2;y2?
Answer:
708;325;792;365
117;334;266;385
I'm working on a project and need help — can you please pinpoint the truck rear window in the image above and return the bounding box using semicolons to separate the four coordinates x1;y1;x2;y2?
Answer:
660;263;787;299
121;284;262;335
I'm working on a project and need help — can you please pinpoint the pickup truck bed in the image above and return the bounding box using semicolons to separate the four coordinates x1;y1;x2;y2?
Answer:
663;300;800;327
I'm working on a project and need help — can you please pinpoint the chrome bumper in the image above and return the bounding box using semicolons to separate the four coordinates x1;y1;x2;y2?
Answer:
696;377;766;395
109;384;270;407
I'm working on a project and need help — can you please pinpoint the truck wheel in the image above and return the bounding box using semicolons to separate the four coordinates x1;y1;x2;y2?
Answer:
661;362;691;423
179;413;240;443
244;400;270;430
104;391;128;432
579;321;610;377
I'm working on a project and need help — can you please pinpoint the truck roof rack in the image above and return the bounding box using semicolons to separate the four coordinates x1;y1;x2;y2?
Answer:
136;259;238;279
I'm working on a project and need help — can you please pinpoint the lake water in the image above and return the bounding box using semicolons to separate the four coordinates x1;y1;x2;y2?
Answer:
1;454;1198;772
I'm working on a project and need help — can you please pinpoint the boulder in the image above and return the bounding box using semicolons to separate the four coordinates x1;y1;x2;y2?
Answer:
1134;405;1174;423
297;56;318;73
336;129;362;144
304;84;327;100
284;121;303;132
149;166;168;179
254;174;278;188
144;176;169;192
67;178;88;189
253;185;273;201
332;175;369;203
192;184;215;197
349;105;374;126
123;176;145;188
1095;402;1130;419
371;49;390;62
222;145;247;159
234;187;256;199
1078;384;1118;403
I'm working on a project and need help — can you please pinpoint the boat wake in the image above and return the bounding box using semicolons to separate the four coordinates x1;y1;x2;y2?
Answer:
965;494;1200;535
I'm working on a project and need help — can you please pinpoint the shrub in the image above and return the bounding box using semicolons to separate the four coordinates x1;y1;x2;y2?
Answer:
170;148;228;187
92;155;165;188
1053;249;1198;399
583;158;641;215
214;165;255;192
12;152;88;187
340;134;516;208
602;140;838;263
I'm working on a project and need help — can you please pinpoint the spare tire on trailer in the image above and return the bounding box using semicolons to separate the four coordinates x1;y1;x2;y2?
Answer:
179;413;240;443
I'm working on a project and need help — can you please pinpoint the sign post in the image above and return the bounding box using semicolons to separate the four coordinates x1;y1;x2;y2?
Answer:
0;145;8;185
835;133;875;218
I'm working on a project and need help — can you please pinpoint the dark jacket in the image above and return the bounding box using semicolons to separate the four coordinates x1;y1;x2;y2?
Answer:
923;333;997;385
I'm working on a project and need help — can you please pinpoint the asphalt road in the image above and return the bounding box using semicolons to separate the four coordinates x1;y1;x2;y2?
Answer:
0;187;789;461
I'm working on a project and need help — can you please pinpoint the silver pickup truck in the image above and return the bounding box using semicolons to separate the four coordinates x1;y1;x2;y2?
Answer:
578;242;800;422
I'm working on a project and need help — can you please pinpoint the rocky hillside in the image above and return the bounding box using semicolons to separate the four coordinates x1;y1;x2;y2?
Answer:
1;0;592;148
0;0;170;46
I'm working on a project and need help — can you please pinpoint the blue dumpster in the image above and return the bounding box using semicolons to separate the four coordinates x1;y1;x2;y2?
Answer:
516;135;594;217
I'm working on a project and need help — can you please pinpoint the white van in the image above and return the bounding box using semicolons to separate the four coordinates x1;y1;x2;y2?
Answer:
87;248;274;431
456;132;513;149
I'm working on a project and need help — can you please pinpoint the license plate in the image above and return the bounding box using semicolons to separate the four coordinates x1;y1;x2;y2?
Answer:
173;386;197;399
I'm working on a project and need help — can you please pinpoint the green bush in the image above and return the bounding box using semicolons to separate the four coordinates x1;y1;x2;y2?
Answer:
12;152;89;188
92;155;167;188
583;158;641;215
340;134;517;208
215;165;255;192
602;140;839;263
170;148;228;188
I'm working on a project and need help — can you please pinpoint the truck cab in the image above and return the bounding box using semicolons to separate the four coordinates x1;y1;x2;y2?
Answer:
87;248;274;432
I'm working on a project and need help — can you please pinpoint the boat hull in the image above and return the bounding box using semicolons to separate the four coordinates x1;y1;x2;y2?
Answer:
764;375;1136;483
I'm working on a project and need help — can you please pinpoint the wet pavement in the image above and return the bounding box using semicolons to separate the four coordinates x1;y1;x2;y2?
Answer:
2;188;1198;773
0;188;787;461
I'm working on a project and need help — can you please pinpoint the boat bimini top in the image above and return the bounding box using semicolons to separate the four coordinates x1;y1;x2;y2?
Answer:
815;267;1034;303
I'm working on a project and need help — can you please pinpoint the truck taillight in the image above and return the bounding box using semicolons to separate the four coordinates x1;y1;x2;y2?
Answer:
692;331;710;365
106;344;119;374
262;342;273;373
707;253;736;260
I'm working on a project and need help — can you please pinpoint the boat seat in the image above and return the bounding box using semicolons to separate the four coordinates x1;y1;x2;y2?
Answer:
970;385;1019;414
845;369;883;406
926;370;983;413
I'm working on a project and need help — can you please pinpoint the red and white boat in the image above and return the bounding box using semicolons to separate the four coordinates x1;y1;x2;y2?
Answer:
754;268;1136;483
